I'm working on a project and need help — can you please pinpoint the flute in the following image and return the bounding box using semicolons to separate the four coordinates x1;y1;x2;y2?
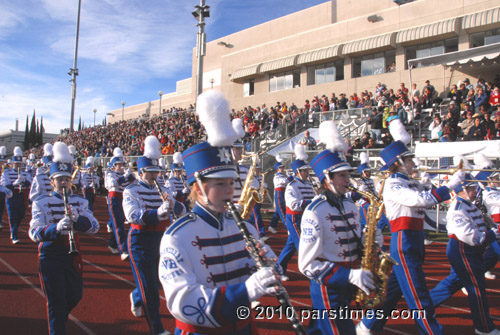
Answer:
62;188;79;255
226;202;307;335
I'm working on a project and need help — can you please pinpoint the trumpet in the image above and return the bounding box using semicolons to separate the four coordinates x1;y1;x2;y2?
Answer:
62;188;79;256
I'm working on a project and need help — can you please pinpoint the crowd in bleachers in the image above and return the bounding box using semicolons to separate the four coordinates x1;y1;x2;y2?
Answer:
24;75;500;160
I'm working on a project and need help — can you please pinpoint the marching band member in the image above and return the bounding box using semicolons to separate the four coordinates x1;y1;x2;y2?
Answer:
473;154;500;280
430;175;500;335
0;146;12;229
1;146;32;244
105;147;137;260
156;157;168;187
248;160;268;239
299;120;375;335
124;136;185;335
80;157;99;211
29;143;53;202
357;119;465;335
26;153;38;179
167;152;189;205
268;155;289;234
68;145;81;190
104;161;118;254
356;152;390;233
159;90;280;335
277;143;315;277
29;142;99;335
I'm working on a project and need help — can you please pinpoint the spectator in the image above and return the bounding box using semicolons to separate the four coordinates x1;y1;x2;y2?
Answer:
420;134;429;143
458;111;474;138
368;108;383;141
338;93;348;110
483;112;495;140
422;87;434;109
298;130;316;150
489;86;500;109
344;138;354;164
447;84;462;104
467;114;486;141
474;86;488;112
394;101;407;125
423;80;436;97
429;114;442;142
353;138;363;149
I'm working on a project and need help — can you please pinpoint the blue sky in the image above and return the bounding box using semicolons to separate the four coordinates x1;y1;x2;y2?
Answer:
0;0;326;134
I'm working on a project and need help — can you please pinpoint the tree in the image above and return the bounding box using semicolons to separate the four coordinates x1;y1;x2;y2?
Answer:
29;110;36;149
24;115;29;150
39;117;44;145
78;116;82;131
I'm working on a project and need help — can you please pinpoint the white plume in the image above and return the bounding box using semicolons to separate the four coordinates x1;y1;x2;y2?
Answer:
389;118;411;145
113;147;124;158
453;155;472;169
319;121;347;153
473;153;493;169
197;90;239;146
159;157;166;169
29;153;35;160
232;118;245;139
0;146;5;155
68;145;76;155
143;136;162;159
173;152;183;164
359;152;369;165
276;154;283;163
43;143;53;157
53;142;74;164
13;146;22;157
412;157;421;167
294;144;308;161
85;156;94;166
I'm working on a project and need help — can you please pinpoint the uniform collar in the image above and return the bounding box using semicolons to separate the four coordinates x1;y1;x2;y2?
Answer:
51;191;63;199
456;196;472;206
193;202;223;230
139;180;155;189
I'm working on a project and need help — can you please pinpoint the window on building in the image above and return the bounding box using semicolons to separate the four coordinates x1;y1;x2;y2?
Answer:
470;29;500;48
352;50;395;78
269;70;300;92
306;60;344;85
243;79;254;97
404;38;458;68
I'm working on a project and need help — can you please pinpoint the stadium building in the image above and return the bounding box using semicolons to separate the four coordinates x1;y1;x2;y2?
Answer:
107;0;500;122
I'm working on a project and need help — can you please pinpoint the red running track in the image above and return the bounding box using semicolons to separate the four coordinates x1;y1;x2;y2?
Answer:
0;196;498;334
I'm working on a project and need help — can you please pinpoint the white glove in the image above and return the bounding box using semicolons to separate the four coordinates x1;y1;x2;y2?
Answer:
375;228;384;248
245;267;279;301
157;201;171;218
3;189;13;199
420;172;431;186
182;187;190;195
348;269;375;295
447;170;465;191
68;205;79;222
56;216;72;233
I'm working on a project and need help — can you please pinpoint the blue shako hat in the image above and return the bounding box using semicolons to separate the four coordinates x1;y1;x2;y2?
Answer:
379;118;413;171
453;173;476;193
110;147;125;166
274;161;284;170
0;146;7;161
185;90;242;185
183;142;236;185
42;143;53;165
357;152;371;175
137;136;163;173
473;153;495;186
311;120;352;183
311;150;352;183
12;146;23;163
290;144;309;173
49;142;74;178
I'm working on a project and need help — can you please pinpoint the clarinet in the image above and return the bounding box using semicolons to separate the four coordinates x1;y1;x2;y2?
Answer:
17;167;23;192
62;188;80;255
226;202;307;335
154;179;177;220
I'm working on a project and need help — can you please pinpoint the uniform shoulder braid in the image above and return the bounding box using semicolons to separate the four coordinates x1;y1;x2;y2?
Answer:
166;212;197;235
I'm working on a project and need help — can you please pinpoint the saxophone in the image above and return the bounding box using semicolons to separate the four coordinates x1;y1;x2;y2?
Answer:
348;180;397;309
238;154;262;220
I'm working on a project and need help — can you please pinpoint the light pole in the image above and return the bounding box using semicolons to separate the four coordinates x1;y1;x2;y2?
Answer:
93;109;97;127
158;91;163;116
68;0;82;132
121;101;126;121
192;0;210;97
209;78;215;89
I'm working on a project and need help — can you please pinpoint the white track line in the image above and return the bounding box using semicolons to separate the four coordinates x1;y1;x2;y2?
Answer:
0;256;96;335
